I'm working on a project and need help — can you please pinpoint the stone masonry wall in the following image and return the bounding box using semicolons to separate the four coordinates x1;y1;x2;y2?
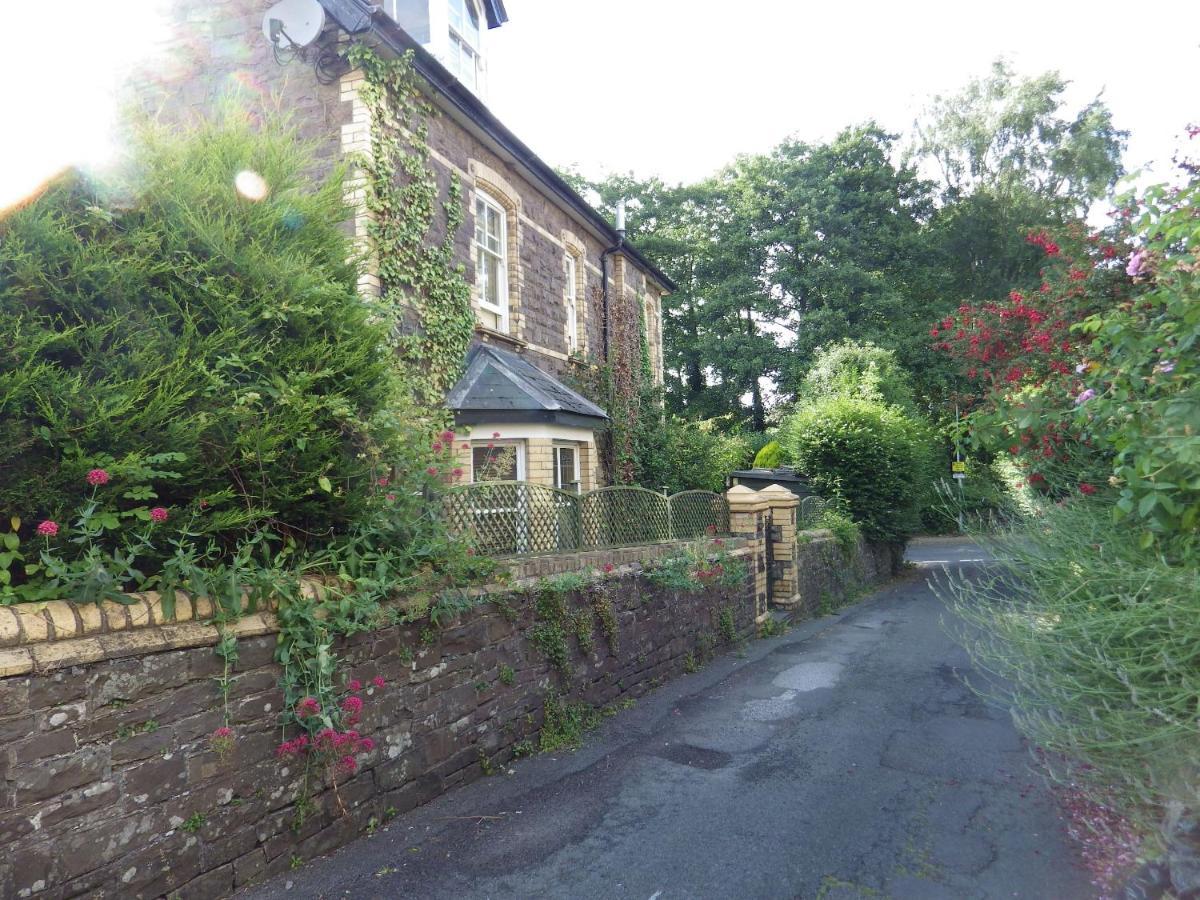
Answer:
0;548;758;900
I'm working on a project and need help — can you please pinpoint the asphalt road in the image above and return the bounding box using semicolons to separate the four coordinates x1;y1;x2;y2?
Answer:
245;537;1091;900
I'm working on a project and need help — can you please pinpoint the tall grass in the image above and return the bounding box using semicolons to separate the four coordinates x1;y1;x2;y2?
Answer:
941;497;1200;841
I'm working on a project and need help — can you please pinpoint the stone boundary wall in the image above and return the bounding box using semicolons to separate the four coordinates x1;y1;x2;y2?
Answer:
0;547;759;899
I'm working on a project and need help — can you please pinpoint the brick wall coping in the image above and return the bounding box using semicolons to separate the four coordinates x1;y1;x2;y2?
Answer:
0;539;751;677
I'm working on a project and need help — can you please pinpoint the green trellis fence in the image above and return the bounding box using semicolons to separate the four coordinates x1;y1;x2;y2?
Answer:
440;482;731;557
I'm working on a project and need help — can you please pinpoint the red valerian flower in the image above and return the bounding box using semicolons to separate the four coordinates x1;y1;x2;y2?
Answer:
340;696;364;714
86;468;110;486
452;467;464;478
36;520;59;537
377;476;389;487
1078;483;1097;495
492;431;501;439
295;697;321;718
347;679;362;693
432;441;443;451
426;466;439;476
603;563;614;573
373;675;386;689
440;430;456;444
149;507;169;523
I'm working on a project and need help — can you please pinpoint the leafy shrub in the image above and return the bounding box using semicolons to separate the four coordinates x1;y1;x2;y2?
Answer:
0;106;415;552
641;417;754;494
797;340;917;412
780;397;933;544
811;507;860;554
752;439;784;469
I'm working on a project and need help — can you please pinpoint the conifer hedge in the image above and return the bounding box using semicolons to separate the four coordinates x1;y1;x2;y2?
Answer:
0;108;408;546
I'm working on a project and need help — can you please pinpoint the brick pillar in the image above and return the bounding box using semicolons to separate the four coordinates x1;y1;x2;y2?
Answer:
757;484;802;612
726;485;771;623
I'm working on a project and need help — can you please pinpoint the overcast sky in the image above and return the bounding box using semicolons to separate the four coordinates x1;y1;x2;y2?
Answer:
0;0;1196;211
485;0;1200;188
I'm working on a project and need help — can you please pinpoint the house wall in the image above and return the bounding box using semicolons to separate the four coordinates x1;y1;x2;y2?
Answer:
129;0;668;488
125;0;350;188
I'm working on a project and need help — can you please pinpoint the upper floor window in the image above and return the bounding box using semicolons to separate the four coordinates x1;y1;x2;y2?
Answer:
564;254;579;355
447;0;481;90
474;189;508;332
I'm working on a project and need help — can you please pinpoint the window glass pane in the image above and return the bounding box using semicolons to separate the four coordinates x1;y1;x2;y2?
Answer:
473;445;518;482
465;1;480;44
555;448;578;491
448;0;464;33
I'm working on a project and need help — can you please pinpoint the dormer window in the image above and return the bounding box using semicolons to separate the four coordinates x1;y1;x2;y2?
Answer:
447;0;482;90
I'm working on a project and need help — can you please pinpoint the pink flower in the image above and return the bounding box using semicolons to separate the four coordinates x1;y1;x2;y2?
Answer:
1126;250;1148;277
1074;389;1096;406
338;755;358;775
377;476;390;487
452;467;464;478
432;441;443;452
461;442;469;450
213;726;233;739
36;520;59;537
295;697;321;718
426;466;439;476
372;675;386;689
341;695;363;714
149;507;169;523
386;493;396;501
440;430;456;443
1079;483;1097;495
492;431;501;439
603;563;614;573
86;468;110;486
359;737;375;752
347;679;362;693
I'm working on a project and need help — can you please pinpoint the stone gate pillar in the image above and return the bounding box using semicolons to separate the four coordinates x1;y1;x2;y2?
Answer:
725;485;771;623
757;484;801;612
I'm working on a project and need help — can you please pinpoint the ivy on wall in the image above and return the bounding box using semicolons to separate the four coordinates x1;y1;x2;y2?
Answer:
579;282;663;486
346;45;476;420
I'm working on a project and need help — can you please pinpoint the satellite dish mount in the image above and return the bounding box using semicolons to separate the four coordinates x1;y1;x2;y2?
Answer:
262;0;326;58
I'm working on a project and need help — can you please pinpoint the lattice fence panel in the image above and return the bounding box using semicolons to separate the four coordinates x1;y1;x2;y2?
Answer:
667;490;730;540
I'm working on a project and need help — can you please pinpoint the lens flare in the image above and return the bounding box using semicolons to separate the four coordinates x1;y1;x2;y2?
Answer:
234;169;269;201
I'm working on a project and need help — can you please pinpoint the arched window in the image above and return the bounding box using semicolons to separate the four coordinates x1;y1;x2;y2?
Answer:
474;187;509;332
564;254;579;354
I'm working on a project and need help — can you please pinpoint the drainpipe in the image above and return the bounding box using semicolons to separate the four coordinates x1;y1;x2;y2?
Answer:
599;199;626;362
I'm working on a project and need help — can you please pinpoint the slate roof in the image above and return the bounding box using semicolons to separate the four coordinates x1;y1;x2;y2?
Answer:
447;344;608;429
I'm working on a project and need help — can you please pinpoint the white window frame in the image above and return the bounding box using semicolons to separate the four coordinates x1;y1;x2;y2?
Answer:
564;254;579;354
553;444;581;493
474;189;509;332
447;0;481;89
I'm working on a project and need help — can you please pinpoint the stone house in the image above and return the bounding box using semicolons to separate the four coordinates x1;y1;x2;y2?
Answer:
136;0;673;492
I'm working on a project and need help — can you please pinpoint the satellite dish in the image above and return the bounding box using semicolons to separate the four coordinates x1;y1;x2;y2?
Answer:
262;0;326;50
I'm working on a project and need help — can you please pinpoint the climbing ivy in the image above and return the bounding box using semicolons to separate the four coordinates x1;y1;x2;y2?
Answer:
346;45;476;420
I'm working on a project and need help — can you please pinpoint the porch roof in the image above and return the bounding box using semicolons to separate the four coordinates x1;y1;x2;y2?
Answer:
446;344;609;430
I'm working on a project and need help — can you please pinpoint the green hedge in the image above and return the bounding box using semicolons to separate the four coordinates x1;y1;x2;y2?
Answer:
0;108;410;548
781;397;933;544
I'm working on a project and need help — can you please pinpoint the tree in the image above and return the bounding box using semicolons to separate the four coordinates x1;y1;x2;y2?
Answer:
740;125;944;399
916;61;1127;306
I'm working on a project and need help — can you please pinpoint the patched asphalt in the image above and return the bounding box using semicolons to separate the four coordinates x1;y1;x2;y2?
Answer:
243;538;1092;899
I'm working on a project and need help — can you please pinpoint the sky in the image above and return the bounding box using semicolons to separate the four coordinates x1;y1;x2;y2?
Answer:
483;0;1200;188
0;0;1197;211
